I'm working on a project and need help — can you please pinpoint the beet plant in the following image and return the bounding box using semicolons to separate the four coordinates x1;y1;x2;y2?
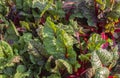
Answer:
0;0;120;78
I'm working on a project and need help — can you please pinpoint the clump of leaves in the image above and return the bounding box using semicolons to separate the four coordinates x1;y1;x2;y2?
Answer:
0;0;120;78
39;17;80;72
0;40;14;69
88;33;119;78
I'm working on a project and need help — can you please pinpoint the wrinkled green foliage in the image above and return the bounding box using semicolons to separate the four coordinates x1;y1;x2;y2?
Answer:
88;34;119;78
89;34;119;68
0;40;13;57
96;0;111;10
0;0;120;78
13;0;65;23
91;51;102;69
41;17;77;66
0;40;14;69
16;65;26;73
14;65;30;78
0;1;8;16
94;67;110;78
20;21;30;31
107;2;120;21
79;53;91;62
45;56;72;74
69;0;96;26
88;33;105;51
96;49;113;66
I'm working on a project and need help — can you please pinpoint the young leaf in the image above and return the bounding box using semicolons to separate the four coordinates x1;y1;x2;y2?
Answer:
20;21;30;31
96;0;106;10
88;33;105;51
79;53;91;62
107;2;120;21
16;65;26;73
0;40;14;69
0;40;13;57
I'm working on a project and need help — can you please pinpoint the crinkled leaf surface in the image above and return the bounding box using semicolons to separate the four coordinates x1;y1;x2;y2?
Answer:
56;59;73;74
94;67;110;78
32;0;46;11
0;40;13;58
91;51;102;69
0;40;14;69
96;49;113;66
23;0;32;11
27;39;47;65
78;1;96;26
41;17;77;65
107;2;120;21
88;33;105;51
45;56;72;74
88;33;119;78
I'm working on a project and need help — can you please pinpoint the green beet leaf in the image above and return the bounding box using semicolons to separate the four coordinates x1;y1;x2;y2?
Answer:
91;51;102;69
87;33;105;51
16;65;26;73
0;40;14;69
96;49;113;66
107;2;120;21
45;56;72;74
94;67;110;78
41;17;77;66
16;0;23;10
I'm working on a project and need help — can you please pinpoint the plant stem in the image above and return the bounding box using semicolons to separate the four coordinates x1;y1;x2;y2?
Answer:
94;0;98;24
